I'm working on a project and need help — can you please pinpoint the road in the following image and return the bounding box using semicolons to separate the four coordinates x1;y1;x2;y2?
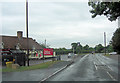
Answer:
46;54;118;81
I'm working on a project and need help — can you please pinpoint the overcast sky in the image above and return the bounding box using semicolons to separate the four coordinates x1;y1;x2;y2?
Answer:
0;0;118;49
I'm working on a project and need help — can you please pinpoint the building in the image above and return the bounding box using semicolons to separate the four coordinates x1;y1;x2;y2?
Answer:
0;31;43;58
0;31;42;50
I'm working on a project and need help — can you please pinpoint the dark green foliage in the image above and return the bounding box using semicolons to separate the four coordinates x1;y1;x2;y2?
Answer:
53;48;72;55
94;44;104;53
76;44;83;54
83;45;89;50
71;42;83;54
106;44;114;53
88;1;119;54
88;2;120;21
53;42;114;55
111;28;120;54
71;43;95;54
71;43;78;54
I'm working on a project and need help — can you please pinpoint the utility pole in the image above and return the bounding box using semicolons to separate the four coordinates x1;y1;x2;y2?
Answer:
45;39;46;48
26;0;29;66
104;32;106;55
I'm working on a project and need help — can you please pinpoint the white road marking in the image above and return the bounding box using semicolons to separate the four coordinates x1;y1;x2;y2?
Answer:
41;65;67;82
97;55;114;72
107;66;114;71
93;62;98;70
101;62;105;65
107;72;116;81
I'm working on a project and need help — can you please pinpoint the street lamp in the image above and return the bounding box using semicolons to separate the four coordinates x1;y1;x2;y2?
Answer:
26;0;29;66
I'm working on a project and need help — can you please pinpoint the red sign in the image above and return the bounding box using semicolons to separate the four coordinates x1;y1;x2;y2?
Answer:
43;48;53;55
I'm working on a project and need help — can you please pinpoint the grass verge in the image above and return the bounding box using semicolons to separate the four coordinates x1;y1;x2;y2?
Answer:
78;53;88;56
2;61;61;73
104;53;110;56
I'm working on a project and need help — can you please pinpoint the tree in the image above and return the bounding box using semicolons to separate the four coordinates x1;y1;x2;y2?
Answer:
88;1;120;21
106;44;114;53
83;45;89;50
71;43;77;49
83;45;91;53
76;44;83;54
111;28;120;54
53;48;72;55
88;1;120;54
71;43;78;53
95;44;104;53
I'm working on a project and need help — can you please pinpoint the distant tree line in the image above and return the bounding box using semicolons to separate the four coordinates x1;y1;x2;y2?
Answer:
53;48;72;55
53;43;114;55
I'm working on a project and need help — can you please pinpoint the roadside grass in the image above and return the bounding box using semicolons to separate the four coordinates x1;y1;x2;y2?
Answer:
104;53;110;56
2;61;61;73
78;53;88;56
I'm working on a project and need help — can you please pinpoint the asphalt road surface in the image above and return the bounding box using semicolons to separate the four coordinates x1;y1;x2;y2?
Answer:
46;54;118;81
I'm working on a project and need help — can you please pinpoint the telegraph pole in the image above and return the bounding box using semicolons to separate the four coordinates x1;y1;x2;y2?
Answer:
45;39;46;48
104;32;106;55
26;0;29;66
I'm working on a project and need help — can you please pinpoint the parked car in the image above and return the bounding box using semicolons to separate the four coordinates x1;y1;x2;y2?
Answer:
0;49;14;66
68;53;74;58
109;52;117;55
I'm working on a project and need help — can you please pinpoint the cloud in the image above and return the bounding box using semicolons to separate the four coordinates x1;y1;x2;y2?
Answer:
0;0;88;2
1;1;118;48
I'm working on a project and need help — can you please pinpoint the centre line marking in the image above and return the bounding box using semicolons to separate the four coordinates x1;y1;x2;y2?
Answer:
94;62;97;70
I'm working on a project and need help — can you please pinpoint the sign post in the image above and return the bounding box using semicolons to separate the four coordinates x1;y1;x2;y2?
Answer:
43;49;44;63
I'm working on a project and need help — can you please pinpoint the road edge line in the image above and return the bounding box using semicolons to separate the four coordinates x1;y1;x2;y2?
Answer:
39;54;87;82
40;61;74;82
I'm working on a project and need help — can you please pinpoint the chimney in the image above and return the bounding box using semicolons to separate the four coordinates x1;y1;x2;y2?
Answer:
17;31;23;38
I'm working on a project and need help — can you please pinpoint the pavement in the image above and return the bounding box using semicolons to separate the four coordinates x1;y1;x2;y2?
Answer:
2;54;71;68
2;61;73;82
28;59;52;66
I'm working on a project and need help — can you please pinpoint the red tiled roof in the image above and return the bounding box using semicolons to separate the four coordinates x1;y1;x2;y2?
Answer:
0;35;43;50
